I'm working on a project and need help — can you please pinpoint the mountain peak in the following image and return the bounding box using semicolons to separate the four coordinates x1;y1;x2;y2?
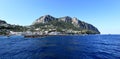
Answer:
42;15;54;18
44;14;53;17
58;16;72;22
32;15;56;24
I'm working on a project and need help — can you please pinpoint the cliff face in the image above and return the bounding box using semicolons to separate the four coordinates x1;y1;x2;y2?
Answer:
32;15;100;34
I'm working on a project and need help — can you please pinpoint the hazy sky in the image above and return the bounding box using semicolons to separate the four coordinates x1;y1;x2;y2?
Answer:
0;0;120;34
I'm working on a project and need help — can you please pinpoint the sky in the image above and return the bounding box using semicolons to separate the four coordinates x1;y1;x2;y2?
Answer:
0;0;120;34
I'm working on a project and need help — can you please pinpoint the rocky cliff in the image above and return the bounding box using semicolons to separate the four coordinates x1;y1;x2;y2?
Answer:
32;15;100;34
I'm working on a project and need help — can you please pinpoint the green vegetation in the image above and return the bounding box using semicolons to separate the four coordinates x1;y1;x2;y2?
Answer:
32;20;80;31
31;20;99;34
81;30;98;34
9;25;28;32
0;24;28;35
0;29;9;35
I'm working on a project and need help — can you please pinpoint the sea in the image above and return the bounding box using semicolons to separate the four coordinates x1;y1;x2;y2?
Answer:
0;35;120;59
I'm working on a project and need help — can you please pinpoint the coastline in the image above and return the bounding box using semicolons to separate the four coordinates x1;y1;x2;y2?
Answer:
0;34;101;38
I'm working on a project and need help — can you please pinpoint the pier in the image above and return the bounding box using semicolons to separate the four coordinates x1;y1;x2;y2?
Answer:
24;35;48;38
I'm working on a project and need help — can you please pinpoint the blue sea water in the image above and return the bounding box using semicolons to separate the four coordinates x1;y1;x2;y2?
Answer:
0;35;120;59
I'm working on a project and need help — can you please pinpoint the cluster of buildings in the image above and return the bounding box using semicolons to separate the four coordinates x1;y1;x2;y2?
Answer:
9;28;82;36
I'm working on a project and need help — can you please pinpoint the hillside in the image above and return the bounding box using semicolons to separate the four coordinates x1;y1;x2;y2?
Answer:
0;20;27;35
31;15;100;34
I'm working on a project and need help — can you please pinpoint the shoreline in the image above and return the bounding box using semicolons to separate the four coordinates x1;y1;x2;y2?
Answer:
0;34;102;38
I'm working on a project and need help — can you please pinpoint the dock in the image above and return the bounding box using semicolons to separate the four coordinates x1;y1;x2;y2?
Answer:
24;35;48;38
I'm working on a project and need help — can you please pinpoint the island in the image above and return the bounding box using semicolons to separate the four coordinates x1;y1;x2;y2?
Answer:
0;15;100;37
